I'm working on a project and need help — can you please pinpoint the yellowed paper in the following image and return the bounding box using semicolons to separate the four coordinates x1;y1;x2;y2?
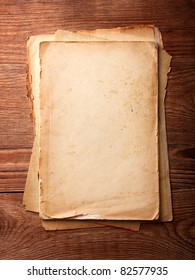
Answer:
24;27;160;214
39;40;159;220
24;29;152;231
42;48;172;230
158;50;172;221
23;26;172;231
42;219;140;231
56;26;163;46
55;27;172;221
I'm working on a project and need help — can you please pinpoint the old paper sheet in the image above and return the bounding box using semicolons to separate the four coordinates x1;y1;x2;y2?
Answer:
24;27;159;214
24;30;149;231
55;27;172;221
42;49;172;230
42;219;140;231
23;26;172;231
39;40;159;220
158;50;172;221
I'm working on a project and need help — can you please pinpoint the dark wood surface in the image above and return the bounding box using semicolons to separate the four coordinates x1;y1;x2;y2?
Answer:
0;0;194;260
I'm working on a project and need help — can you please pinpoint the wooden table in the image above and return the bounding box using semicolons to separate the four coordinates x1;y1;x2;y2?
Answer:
0;0;194;260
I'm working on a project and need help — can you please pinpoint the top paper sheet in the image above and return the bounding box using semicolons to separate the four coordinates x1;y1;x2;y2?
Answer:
39;40;159;220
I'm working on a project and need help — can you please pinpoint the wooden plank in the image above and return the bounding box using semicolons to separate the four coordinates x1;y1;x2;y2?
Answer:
166;64;195;144
0;149;31;169
0;149;30;192
169;145;195;190
0;192;194;260
0;0;194;31
0;98;33;149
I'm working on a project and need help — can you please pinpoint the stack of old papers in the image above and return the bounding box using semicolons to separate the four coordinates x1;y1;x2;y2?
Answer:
23;26;172;231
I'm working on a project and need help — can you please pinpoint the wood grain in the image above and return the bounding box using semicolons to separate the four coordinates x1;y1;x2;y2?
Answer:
0;193;194;260
0;0;194;259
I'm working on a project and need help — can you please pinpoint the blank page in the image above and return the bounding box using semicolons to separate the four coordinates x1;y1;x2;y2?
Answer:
39;41;159;220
